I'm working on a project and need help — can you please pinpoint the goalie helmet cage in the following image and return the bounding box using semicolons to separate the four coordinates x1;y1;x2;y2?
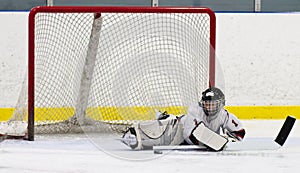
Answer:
24;6;216;141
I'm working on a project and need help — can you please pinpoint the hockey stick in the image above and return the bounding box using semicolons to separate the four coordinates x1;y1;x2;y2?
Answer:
153;115;296;153
275;115;296;146
225;115;296;151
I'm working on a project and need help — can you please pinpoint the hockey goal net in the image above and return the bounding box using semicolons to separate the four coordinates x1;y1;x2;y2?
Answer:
5;6;215;140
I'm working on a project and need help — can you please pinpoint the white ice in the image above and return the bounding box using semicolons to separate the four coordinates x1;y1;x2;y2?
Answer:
0;120;299;173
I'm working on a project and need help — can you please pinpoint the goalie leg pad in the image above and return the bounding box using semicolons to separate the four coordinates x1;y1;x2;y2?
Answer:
122;116;184;150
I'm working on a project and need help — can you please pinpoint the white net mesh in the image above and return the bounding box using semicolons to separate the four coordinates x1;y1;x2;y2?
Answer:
8;7;214;136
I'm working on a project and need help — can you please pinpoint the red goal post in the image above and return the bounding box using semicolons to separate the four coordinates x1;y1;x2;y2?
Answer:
26;6;216;141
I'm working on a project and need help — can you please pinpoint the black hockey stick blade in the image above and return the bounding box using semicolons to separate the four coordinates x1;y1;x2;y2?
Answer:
274;115;296;146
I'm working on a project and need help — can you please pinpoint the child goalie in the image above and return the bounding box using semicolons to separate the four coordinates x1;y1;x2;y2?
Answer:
121;87;246;151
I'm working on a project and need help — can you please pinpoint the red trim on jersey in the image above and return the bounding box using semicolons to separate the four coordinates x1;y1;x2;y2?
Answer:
232;119;238;127
231;129;246;140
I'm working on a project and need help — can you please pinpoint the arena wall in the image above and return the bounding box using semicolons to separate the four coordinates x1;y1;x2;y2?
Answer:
0;12;299;120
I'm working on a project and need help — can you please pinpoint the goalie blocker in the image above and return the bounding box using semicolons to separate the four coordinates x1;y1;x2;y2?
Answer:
190;122;228;151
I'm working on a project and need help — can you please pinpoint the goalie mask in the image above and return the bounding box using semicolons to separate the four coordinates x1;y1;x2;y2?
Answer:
200;87;225;116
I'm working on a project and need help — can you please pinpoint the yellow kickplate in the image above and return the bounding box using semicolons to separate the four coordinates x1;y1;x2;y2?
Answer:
225;105;300;119
1;106;299;121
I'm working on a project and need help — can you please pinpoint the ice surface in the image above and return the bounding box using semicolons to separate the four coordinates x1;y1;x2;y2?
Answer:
0;120;299;173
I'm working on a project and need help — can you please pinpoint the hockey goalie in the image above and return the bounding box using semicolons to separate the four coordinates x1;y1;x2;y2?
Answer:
121;87;246;151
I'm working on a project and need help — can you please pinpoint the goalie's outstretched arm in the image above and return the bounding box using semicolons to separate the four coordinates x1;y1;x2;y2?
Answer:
223;112;246;141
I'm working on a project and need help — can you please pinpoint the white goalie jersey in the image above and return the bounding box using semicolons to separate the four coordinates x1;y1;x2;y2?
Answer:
182;102;245;145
